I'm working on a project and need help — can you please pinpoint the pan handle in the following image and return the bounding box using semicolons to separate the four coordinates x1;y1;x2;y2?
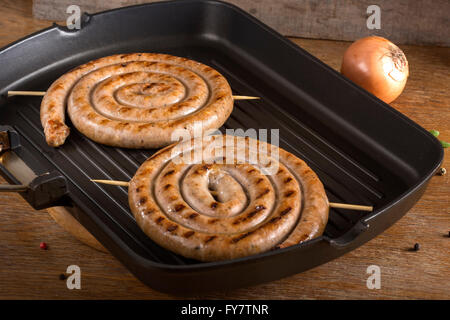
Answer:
0;126;71;210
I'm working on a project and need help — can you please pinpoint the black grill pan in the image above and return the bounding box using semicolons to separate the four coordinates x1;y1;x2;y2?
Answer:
0;0;443;293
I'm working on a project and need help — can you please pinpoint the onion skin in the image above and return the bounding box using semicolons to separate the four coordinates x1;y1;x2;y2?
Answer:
341;36;409;104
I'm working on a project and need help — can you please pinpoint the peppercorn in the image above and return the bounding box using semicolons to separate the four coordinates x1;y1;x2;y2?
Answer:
413;243;420;251
39;242;48;250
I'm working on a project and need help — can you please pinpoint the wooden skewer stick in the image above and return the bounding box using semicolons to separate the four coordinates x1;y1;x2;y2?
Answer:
7;91;260;100
7;91;46;97
91;179;130;187
329;202;373;212
91;179;373;212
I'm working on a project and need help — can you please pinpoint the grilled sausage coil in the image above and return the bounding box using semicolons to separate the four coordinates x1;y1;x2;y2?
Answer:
40;53;233;148
129;135;329;261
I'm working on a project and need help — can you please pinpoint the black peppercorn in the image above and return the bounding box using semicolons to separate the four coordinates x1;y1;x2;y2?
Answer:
413;243;420;251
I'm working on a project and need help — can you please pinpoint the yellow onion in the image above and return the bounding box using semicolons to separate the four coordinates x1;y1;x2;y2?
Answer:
341;36;409;103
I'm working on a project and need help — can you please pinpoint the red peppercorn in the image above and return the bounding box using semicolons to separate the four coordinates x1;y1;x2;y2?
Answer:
40;242;48;250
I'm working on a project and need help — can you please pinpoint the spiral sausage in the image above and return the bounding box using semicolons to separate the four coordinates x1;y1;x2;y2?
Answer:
129;135;329;261
40;53;233;148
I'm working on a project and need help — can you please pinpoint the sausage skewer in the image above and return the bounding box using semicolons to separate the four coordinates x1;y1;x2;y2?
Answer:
8;53;262;149
90;179;373;212
87;133;368;262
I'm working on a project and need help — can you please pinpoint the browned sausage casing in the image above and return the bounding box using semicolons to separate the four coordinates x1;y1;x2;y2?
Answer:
129;135;329;261
40;53;233;148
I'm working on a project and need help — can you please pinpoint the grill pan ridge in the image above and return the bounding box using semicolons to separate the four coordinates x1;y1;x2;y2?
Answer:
0;0;443;293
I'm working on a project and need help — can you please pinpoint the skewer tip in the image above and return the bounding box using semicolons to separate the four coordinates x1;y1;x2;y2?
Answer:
91;179;130;187
7;91;46;97
329;202;373;212
233;95;261;100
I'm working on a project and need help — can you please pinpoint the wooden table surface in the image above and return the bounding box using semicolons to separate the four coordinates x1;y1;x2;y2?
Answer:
0;0;449;299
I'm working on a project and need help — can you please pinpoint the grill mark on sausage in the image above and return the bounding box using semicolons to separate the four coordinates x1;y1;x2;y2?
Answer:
138;124;150;130
245;205;266;220
115;122;130;129
284;190;296;197
143;83;156;90
256;178;264;184
232;219;241;225
163;170;175;177
174;204;185;212
139;169;150;176
256;188;270;199
204;235;217;243
155;217;165;224
269;216;281;224
188;213;199;219
280;207;292;216
163;184;172;190
208;218;219;224
246;210;258;219
139;197;147;205
144;209;155;215
167;225;178;232
284;177;293;183
210;202;218;209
